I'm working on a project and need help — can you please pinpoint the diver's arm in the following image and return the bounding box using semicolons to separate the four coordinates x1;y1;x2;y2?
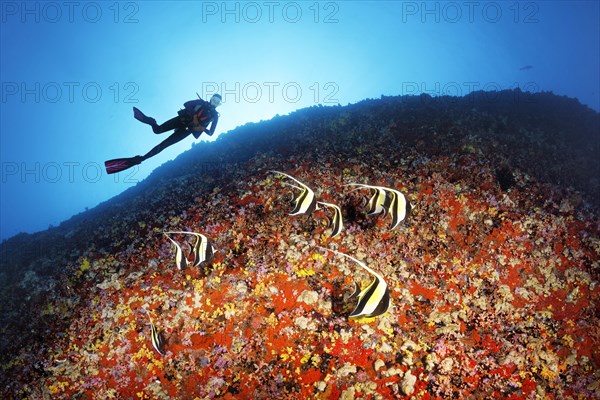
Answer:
204;113;218;136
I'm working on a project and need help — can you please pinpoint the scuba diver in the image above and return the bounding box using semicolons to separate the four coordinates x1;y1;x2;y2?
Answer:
104;93;222;174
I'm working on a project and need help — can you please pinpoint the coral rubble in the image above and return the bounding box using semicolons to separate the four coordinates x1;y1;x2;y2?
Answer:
1;90;598;399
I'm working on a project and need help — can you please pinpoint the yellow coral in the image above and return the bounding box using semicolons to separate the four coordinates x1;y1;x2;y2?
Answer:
80;258;91;272
48;380;70;395
311;354;322;367
90;339;105;352
131;345;154;363
311;253;325;262
254;281;267;296
192;279;204;293
266;312;278;327
149;357;164;372
223;302;236;319
562;335;574;348
211;307;224;319
540;365;559;385
294;266;316;278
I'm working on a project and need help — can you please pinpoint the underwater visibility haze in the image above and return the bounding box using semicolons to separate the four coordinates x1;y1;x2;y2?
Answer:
1;1;599;399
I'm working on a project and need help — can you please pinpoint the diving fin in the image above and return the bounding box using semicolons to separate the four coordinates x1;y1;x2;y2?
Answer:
133;107;157;126
104;156;143;174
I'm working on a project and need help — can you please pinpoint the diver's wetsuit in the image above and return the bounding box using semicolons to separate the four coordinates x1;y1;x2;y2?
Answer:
104;98;220;174
142;119;192;161
135;99;219;161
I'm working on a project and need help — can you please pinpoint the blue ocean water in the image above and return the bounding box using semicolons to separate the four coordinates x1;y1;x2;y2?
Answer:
1;1;598;241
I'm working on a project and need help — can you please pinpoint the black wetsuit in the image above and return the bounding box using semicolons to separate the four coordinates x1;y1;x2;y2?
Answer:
136;99;219;161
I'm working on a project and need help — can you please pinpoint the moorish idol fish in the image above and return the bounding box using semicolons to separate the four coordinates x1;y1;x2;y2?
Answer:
190;232;214;267
148;314;166;356
346;183;389;216
270;171;317;216
385;188;412;230
316;201;344;238
164;231;215;270
346;183;390;216
367;187;390;216
317;247;390;320
345;184;412;229
164;233;188;270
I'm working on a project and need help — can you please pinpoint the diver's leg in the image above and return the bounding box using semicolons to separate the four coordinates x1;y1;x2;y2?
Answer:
141;128;192;161
133;107;186;134
152;116;186;134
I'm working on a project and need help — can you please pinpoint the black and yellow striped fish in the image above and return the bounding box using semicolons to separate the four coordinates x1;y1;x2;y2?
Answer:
386;188;412;230
190;232;214;267
317;201;344;238
270;171;317;216
366;186;389;216
148;315;166;356
346;183;389;216
345;183;412;229
164;232;215;270
164;232;188;270
317;247;390;320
